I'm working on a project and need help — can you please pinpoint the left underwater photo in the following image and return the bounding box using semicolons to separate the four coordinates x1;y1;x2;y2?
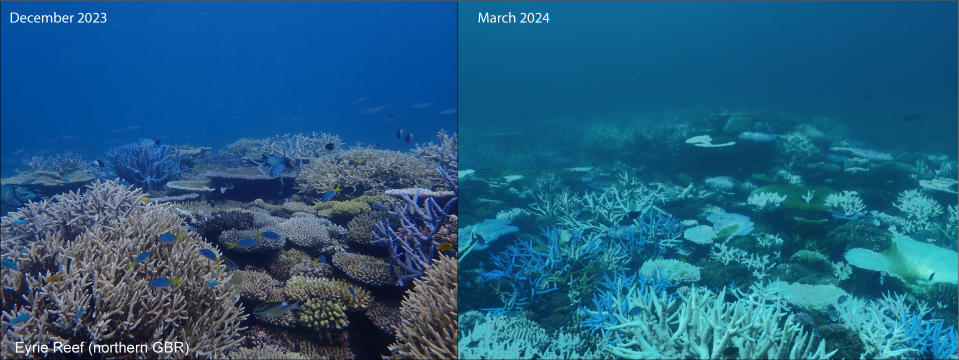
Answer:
0;1;457;359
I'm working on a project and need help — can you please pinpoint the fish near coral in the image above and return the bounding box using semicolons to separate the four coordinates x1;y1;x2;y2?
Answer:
6;313;31;326
158;233;181;244
199;249;217;261
45;273;63;283
228;238;256;249
321;191;337;202
254;301;300;318
1;259;18;270
255;231;282;240
150;277;183;288
127;251;151;270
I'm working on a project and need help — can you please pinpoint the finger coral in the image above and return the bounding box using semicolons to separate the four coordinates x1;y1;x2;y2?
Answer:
297;297;349;340
387;254;457;359
0;180;246;358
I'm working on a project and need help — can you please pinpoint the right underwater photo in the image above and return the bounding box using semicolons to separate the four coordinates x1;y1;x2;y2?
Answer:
456;1;958;359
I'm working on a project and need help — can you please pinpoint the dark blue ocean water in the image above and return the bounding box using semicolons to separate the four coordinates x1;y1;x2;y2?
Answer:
460;1;957;155
1;1;456;176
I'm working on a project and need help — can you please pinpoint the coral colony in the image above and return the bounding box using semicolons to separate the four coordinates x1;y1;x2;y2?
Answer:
1;131;458;358
457;111;957;359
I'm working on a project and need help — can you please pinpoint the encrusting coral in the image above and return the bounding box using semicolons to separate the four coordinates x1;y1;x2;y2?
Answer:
387;254;457;359
0;180;246;358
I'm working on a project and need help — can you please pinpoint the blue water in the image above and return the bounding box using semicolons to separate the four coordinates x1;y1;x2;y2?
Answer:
460;1;957;155
1;1;456;176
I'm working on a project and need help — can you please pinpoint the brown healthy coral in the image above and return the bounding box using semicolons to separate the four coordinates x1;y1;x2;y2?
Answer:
284;276;372;310
0;180;246;358
388;254;457;359
331;252;395;286
296;148;443;197
365;301;402;337
231;270;285;303
346;211;394;246
277;214;346;253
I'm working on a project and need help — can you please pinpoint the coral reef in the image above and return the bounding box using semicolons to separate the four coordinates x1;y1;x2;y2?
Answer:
0;180;246;357
297;148;442;197
387;255;457;359
284;276;373;310
102;142;189;189
297;298;349;341
331;252;395;286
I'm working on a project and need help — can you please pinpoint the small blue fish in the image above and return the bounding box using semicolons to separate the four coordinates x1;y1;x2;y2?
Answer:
205;280;220;287
258;231;281;240
12;219;27;225
228;238;256;249
187;224;197;232
321;191;336;202
199;249;217;261
150;277;183;288
128;251;151;270
7;313;30;325
928;272;935;281
1;259;18;270
348;286;356;297
119;180;131;186
23;194;36;199
158;233;180;244
61;177;70;182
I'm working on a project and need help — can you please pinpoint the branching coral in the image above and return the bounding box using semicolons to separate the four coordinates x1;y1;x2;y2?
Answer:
277;214;346;253
101;142;189;189
373;188;454;286
331;252;395;286
231;270;285;302
411;130;457;172
388;254;457;359
0;180;246;358
297;148;442;197
21;152;91;176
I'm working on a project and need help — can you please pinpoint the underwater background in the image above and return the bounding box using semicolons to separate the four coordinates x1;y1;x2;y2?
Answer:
458;1;958;359
2;1;457;359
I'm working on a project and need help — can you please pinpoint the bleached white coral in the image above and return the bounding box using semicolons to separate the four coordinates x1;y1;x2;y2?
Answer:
834;293;930;359
639;258;701;283
824;190;867;217
893;189;943;232
747;191;787;211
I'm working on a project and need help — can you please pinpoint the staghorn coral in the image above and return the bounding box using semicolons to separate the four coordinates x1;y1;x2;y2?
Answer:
411;129;458;172
296;148;442;197
231;270;285;302
227;344;307;359
277;214;346;252
388;254;457;359
21;151;91;176
0;180;245;358
101;142;189;190
299;341;356;360
285;276;373;310
297;297;349;340
332;252;395;286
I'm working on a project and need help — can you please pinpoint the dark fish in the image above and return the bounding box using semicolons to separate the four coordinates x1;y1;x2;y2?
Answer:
396;129;404;139
928;272;935;281
352;96;369;105
385;113;397;120
827;308;839;321
837;295;847;304
321;191;336;202
150;277;182;288
92;160;104;168
627;307;643;316
7;313;30;325
722;346;738;357
254;301;300;318
199;249;217;261
348;286;356;296
1;259;18;270
187;224;197;232
325;143;335;150
158;233;179;244
221;257;238;271
405;133;413;143
360;105;389;114
229;238;256;249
